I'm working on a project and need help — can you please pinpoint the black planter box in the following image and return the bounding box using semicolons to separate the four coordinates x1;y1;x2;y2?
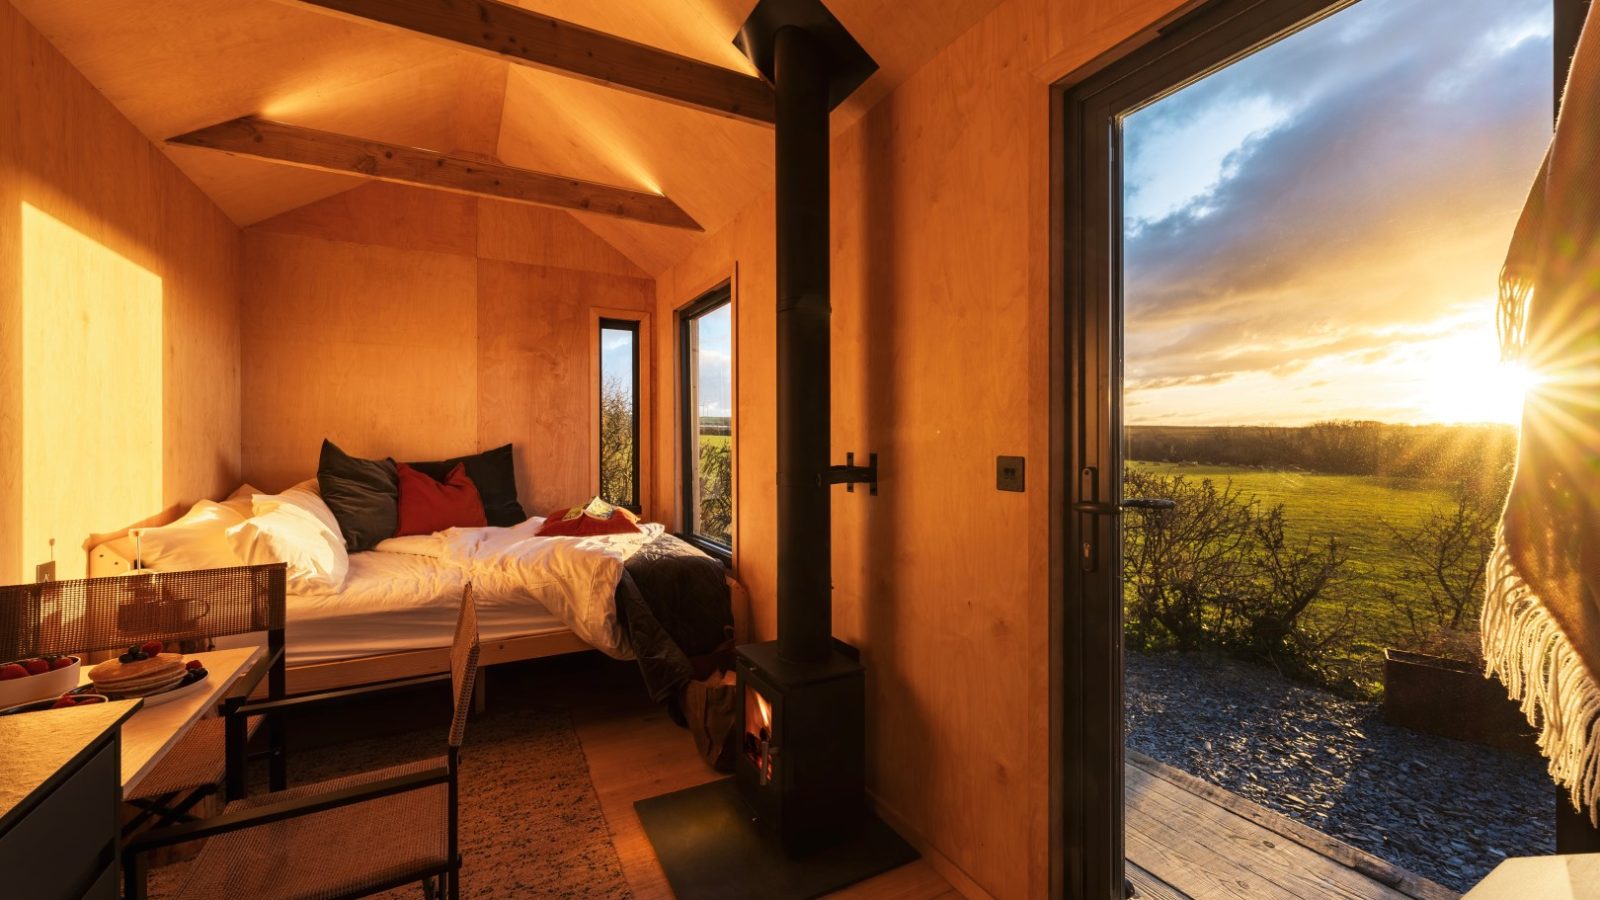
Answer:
1381;649;1539;755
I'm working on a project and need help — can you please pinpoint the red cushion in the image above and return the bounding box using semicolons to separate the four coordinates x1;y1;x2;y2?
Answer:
394;462;488;536
536;499;642;537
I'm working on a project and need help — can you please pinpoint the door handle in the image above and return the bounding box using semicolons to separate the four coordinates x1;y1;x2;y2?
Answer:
1071;498;1176;514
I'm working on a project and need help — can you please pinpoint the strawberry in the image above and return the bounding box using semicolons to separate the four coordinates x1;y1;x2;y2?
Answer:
50;656;74;670
22;658;49;676
185;659;204;671
51;697;77;709
140;640;164;656
0;663;26;680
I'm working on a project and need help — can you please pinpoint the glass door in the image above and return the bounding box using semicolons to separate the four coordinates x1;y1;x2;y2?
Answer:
1059;0;1576;895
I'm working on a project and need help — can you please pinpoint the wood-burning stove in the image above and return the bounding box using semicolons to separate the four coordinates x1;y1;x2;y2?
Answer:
736;642;865;856
634;4;915;894
728;0;879;858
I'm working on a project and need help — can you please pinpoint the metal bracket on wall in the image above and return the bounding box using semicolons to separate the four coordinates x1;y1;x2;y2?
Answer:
823;452;878;495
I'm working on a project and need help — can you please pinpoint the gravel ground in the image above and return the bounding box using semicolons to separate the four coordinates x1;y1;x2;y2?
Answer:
1125;651;1554;893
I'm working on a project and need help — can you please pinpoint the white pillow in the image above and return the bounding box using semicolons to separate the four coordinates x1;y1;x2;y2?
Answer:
137;499;248;572
226;502;349;593
252;479;344;541
223;483;262;519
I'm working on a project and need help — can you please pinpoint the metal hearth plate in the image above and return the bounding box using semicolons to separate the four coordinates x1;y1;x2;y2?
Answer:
635;778;919;899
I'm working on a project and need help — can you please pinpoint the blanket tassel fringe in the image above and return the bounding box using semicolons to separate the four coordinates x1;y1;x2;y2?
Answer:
1482;534;1600;827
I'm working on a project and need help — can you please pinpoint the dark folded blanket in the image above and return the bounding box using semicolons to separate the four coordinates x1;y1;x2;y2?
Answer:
615;533;732;702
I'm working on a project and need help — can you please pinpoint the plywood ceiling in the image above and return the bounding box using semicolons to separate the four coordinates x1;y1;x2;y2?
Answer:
9;0;1009;274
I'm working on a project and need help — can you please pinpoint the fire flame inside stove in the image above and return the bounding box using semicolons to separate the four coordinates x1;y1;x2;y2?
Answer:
754;690;772;731
745;686;775;783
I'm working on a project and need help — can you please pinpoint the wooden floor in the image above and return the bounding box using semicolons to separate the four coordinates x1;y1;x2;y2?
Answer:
291;653;1454;900
559;659;962;899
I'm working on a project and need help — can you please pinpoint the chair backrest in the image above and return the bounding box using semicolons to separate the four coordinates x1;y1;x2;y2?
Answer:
448;584;481;749
0;564;287;660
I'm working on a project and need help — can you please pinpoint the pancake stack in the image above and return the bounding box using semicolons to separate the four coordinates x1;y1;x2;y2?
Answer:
88;652;187;698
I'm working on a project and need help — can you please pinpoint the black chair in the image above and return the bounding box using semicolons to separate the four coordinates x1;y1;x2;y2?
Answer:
0;564;292;831
124;585;481;900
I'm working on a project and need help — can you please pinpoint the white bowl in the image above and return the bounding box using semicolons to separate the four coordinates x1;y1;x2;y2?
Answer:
0;656;81;707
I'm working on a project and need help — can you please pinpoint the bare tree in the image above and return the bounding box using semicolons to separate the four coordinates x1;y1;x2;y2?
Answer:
1235;506;1350;666
1122;468;1350;676
1123;469;1257;650
1380;479;1502;657
600;377;634;507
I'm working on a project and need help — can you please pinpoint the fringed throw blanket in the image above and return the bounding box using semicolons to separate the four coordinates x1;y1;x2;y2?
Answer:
1484;7;1600;825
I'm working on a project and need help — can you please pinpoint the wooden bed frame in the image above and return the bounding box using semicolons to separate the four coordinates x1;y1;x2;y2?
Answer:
89;534;751;695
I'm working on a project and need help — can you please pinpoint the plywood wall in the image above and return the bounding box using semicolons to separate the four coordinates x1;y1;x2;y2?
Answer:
651;0;1190;896
0;1;242;582
241;182;656;517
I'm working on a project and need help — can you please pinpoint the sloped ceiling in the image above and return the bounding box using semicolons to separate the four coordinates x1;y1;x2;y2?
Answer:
9;0;1009;274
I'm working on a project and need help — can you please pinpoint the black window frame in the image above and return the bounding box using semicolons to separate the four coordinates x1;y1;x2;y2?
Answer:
597;317;641;514
678;283;734;563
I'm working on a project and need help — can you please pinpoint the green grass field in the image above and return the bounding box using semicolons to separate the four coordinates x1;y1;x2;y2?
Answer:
1128;461;1463;693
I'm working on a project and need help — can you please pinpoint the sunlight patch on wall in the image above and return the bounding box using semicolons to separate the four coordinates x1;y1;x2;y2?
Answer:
21;203;162;580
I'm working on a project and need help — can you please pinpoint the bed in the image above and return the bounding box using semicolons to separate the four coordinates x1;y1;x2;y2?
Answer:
89;520;749;697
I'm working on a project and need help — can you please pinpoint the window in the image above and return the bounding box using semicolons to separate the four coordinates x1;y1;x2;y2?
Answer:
680;286;733;554
598;318;640;512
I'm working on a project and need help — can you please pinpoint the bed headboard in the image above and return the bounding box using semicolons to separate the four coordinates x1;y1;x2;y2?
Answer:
87;534;138;579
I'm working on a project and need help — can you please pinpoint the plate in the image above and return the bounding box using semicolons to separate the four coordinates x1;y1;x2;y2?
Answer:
0;691;110;716
131;669;210;707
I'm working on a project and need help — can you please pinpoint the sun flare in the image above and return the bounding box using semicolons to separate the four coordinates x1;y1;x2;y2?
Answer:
1415;324;1539;426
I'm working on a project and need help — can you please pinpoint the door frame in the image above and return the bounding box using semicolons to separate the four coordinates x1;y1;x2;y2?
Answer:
1049;0;1588;896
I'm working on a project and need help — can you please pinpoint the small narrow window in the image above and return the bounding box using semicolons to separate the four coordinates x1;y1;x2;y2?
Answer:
680;287;733;554
599;318;640;512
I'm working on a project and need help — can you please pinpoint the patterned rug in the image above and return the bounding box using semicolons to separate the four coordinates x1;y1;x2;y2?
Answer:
147;709;632;898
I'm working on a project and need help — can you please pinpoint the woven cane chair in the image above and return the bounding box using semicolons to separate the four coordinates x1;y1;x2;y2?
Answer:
125;585;481;900
0;564;291;831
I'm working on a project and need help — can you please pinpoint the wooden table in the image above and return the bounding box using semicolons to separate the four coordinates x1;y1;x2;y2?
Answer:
77;646;263;796
1464;853;1600;898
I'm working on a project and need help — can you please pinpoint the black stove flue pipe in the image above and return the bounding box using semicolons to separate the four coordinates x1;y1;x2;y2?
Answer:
737;0;876;666
773;24;833;665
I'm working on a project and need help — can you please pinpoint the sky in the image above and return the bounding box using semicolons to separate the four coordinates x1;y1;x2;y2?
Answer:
1122;0;1553;427
691;304;733;420
600;302;731;420
601;326;635;411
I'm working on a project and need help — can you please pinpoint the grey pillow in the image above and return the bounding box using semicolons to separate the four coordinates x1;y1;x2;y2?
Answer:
317;439;398;551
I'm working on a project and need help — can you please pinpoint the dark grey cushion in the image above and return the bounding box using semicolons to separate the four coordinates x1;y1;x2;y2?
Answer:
408;444;525;527
317;439;398;551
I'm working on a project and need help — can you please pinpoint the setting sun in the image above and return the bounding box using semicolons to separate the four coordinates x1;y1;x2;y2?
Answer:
1414;323;1539;426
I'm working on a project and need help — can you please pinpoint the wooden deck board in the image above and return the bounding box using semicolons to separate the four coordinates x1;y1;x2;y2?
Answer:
1129;859;1195;900
1126;754;1455;900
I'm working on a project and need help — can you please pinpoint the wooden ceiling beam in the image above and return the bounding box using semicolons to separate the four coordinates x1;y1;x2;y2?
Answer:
277;0;776;126
168;117;702;230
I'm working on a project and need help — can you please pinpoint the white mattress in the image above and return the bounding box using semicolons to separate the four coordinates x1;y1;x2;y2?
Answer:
283;549;567;664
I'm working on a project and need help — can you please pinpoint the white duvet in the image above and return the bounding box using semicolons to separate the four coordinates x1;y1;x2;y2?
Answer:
349;517;665;658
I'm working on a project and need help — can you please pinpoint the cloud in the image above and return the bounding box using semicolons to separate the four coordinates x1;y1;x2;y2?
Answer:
1122;0;1551;424
693;355;733;419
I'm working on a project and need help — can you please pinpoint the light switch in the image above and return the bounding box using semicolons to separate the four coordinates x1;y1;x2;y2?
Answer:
997;456;1025;492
